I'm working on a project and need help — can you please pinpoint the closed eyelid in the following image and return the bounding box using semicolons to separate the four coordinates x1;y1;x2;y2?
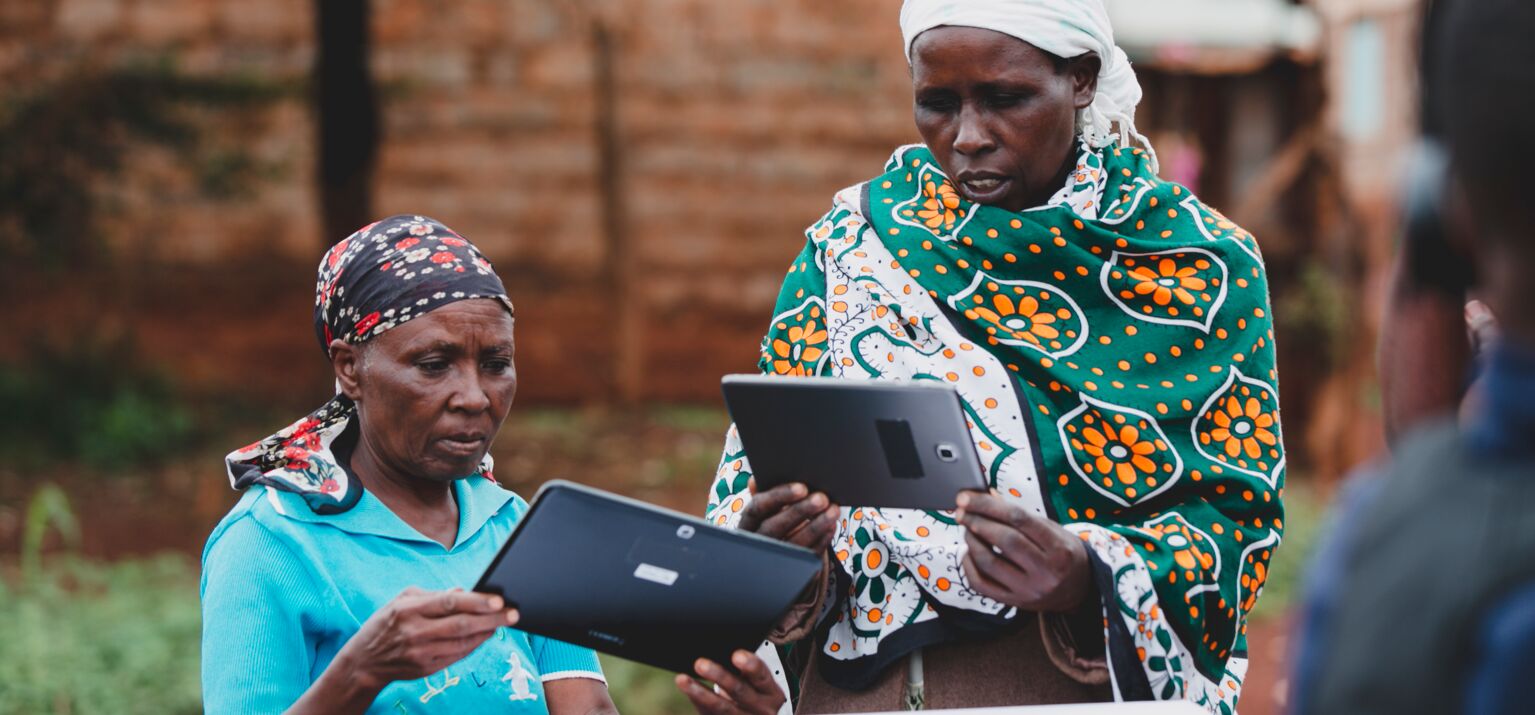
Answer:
405;339;461;358
980;83;1036;97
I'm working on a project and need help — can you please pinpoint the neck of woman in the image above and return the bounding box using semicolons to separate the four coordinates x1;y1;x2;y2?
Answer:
349;439;460;549
1028;143;1081;210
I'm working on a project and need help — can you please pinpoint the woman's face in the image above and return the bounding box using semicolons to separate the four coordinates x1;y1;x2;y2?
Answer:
911;27;1099;213
338;299;517;483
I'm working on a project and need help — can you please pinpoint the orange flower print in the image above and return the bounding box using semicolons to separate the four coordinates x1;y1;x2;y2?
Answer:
771;318;828;376
1196;205;1264;262
955;276;1086;357
1081;420;1159;487
1208;395;1278;460
1195;368;1283;478
917;180;962;231
1129;257;1208;306
971;294;1058;348
1140;517;1218;575
1105;248;1228;331
764;301;829;377
1059;396;1181;506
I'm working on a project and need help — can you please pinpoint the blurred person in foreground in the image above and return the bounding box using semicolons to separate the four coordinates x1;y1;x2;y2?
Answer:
198;215;628;714
1292;0;1535;713
694;0;1287;712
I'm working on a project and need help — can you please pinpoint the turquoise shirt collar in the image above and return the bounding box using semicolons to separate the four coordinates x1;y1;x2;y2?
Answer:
262;475;517;551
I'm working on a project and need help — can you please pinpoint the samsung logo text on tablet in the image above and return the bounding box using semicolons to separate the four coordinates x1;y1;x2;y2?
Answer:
633;562;680;586
588;630;626;645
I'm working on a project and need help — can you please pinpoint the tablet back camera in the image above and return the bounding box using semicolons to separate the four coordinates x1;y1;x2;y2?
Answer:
935;443;960;462
875;419;925;479
676;524;695;539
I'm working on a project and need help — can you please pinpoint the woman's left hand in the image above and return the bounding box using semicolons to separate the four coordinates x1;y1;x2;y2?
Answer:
955;491;1093;612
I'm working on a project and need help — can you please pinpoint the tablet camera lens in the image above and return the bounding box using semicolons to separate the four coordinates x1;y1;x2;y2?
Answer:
936;444;959;462
676;525;696;539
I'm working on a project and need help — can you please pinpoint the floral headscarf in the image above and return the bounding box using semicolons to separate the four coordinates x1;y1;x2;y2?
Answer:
225;215;512;514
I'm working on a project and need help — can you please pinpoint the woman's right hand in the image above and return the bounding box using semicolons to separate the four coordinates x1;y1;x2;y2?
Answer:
288;587;516;714
338;586;517;692
736;478;840;553
676;650;787;715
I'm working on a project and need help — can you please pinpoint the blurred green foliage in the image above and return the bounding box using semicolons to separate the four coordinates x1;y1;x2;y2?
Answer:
0;554;204;715
0;334;194;469
0;58;290;265
599;656;694;714
1;487;200;714
502;405;727;494
1251;478;1325;620
0;553;694;715
1275;260;1353;372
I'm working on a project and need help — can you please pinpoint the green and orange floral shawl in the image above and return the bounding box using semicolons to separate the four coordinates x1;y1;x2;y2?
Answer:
707;142;1283;714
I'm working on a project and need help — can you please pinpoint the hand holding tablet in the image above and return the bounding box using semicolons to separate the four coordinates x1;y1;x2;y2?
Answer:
472;376;998;704
954;491;1095;614
675;649;788;715
736;479;840;554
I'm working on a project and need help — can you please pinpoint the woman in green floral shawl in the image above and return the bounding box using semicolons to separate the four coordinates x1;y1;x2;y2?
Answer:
701;1;1284;713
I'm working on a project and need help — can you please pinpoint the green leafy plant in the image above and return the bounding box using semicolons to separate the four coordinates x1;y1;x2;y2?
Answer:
19;484;79;583
0;334;195;469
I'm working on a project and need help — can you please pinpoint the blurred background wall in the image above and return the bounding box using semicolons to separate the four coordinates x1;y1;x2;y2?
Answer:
0;1;1427;713
2;0;1418;414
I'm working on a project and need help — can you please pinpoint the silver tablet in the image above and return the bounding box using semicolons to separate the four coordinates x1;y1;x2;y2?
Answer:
721;375;987;510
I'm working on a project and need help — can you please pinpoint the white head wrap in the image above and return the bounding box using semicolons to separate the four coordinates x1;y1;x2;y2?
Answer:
900;0;1157;171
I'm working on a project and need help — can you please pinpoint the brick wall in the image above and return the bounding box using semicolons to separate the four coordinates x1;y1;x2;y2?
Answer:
1;1;918;403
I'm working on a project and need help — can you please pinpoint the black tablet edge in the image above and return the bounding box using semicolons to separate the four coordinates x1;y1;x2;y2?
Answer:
473;479;820;597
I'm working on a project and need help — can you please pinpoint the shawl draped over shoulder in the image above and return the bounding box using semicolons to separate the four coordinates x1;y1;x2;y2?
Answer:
707;142;1283;714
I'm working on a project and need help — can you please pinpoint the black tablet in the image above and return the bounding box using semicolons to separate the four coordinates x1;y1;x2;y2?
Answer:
474;481;822;674
721;375;988;510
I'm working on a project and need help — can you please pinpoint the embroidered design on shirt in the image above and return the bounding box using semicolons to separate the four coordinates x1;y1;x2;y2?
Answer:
419;668;462;704
503;651;540;702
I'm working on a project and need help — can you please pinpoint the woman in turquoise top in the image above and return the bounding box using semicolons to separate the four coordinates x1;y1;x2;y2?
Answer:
201;215;617;714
